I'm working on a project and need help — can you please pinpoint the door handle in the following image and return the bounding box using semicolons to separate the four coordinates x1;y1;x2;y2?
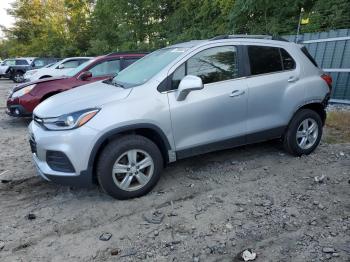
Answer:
288;76;299;83
230;90;245;97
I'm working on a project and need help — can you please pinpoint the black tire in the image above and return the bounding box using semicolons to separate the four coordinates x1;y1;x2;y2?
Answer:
97;135;163;200
13;71;24;83
283;109;323;156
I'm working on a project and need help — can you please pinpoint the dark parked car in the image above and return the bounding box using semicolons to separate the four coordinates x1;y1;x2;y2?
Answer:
6;52;146;117
3;57;61;83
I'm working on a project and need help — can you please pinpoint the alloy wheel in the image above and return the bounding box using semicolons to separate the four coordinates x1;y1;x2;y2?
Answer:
112;149;154;191
296;118;319;150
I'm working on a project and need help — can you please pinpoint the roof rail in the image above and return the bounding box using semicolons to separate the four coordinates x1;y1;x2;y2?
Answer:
106;51;149;56
210;35;289;42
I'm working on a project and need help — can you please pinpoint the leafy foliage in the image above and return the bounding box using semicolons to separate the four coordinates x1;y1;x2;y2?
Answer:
0;0;349;58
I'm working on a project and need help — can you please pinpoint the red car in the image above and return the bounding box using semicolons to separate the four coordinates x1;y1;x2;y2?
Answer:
6;53;146;117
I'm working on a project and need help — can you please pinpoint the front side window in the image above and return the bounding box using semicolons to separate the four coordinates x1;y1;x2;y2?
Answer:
89;59;120;77
188;46;238;84
248;46;282;75
171;46;238;89
4;60;15;66
171;63;186;89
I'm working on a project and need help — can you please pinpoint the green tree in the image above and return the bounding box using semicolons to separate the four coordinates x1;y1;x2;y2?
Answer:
164;0;234;42
230;0;317;35
303;0;350;32
3;0;93;57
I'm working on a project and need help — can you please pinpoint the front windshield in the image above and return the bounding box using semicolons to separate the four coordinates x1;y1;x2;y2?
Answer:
112;47;188;87
66;60;93;77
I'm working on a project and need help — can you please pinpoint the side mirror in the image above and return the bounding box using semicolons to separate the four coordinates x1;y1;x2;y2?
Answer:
78;71;92;81
57;64;65;69
176;75;203;101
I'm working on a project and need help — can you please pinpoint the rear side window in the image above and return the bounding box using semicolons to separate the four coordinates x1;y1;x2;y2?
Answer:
62;60;81;68
62;59;89;69
248;46;282;75
301;46;318;67
16;59;29;65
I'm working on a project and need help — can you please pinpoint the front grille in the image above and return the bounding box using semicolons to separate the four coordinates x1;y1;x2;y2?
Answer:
46;151;75;173
29;137;37;154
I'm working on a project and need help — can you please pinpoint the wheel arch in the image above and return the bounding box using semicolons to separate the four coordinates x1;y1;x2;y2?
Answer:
14;69;25;74
88;124;172;184
295;102;326;126
40;91;62;102
39;75;52;79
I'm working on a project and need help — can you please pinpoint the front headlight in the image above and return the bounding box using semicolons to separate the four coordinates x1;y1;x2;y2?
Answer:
41;108;100;131
11;84;36;98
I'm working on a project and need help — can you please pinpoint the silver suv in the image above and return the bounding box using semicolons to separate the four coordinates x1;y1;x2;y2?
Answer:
28;35;332;199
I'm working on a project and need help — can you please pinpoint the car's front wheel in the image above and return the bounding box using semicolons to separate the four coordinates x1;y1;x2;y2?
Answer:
13;71;24;83
97;135;163;199
283;109;323;156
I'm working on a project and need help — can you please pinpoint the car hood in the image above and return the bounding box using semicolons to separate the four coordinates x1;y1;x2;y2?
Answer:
34;81;132;118
12;76;68;92
0;65;9;73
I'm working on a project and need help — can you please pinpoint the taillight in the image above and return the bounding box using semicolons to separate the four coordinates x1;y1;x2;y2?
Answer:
321;74;332;88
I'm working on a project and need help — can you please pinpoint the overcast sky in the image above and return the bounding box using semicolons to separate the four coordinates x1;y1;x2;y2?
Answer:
0;0;15;37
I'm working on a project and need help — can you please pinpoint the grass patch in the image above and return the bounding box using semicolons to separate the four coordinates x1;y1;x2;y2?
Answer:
324;111;350;144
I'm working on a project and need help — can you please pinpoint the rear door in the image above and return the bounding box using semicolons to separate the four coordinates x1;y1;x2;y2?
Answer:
167;45;248;157
245;45;299;140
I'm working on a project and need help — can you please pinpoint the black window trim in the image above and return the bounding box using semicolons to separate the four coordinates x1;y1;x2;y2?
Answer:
245;45;297;78
157;45;246;93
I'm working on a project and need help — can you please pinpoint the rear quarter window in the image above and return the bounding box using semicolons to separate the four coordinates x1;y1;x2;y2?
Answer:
280;49;296;70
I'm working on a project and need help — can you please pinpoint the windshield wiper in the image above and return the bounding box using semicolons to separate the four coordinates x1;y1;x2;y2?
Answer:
102;78;125;88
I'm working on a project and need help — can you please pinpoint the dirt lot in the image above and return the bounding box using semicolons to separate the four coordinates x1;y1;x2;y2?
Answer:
0;79;349;262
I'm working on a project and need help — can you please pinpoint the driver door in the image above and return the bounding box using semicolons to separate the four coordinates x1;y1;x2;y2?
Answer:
167;45;248;157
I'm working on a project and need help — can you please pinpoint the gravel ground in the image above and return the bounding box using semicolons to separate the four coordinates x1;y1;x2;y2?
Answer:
327;103;350;112
0;79;349;262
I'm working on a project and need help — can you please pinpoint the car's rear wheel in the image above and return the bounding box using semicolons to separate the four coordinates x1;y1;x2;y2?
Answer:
97;135;163;199
283;109;322;156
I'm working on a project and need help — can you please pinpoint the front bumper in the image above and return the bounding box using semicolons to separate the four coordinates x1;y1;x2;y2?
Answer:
29;121;99;187
6;94;33;117
6;104;32;117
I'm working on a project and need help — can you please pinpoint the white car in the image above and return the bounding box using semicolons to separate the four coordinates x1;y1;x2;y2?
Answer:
24;57;92;82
